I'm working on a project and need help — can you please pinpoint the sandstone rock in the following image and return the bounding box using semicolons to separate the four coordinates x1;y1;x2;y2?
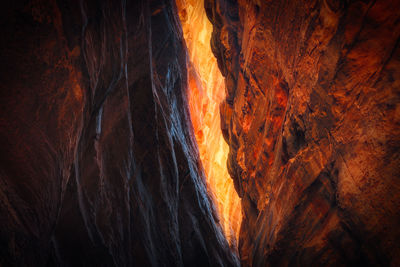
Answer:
0;0;238;266
205;0;400;265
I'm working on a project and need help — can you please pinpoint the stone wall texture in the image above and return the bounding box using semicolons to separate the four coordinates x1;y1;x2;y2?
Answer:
0;0;239;266
205;0;400;266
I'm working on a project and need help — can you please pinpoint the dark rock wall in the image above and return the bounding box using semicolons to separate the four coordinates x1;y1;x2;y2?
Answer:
0;0;239;266
205;0;400;266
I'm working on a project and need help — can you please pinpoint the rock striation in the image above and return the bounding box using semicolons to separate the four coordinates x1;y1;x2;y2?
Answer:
205;0;400;266
0;0;239;266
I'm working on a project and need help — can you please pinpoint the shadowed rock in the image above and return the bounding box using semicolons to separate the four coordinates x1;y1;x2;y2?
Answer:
0;0;239;266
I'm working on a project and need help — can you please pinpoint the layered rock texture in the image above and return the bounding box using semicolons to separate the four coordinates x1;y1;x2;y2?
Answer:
205;0;400;266
0;0;239;266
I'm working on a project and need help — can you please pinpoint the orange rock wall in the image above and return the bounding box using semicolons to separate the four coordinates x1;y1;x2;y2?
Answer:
205;0;400;265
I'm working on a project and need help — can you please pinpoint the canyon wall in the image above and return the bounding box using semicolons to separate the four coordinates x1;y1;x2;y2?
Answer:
0;0;239;266
205;0;400;266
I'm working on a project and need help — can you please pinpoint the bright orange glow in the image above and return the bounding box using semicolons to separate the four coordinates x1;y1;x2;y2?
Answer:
176;0;242;247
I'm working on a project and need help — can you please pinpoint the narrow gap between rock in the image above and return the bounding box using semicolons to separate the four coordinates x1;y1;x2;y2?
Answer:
176;0;242;250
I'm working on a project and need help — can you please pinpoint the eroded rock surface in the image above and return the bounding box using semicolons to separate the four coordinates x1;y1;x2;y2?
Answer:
0;0;239;266
205;0;400;266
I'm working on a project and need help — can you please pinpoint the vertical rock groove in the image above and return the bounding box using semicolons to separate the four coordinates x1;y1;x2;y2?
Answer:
205;0;400;266
0;0;239;266
1;0;399;266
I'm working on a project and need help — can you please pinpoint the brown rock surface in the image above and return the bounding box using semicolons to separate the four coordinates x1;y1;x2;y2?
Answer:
0;0;238;266
205;0;400;265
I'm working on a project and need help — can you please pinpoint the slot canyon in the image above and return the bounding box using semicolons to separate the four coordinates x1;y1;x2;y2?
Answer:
0;0;399;266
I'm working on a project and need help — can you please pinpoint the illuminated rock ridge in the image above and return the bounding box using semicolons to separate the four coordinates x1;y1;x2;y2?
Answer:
205;0;400;266
176;0;242;247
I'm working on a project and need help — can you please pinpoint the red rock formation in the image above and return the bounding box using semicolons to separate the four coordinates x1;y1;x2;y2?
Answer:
205;0;400;265
0;0;239;266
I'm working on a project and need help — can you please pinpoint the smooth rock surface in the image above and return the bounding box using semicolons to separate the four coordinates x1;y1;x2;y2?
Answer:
0;0;239;266
205;0;400;266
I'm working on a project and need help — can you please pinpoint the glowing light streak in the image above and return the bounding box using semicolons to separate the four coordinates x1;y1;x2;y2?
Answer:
176;0;242;247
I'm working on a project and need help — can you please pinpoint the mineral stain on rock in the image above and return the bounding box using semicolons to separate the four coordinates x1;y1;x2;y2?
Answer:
0;0;399;266
205;0;400;266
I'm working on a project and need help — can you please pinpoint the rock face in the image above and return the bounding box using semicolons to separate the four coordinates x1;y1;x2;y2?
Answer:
0;0;239;266
205;0;400;266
